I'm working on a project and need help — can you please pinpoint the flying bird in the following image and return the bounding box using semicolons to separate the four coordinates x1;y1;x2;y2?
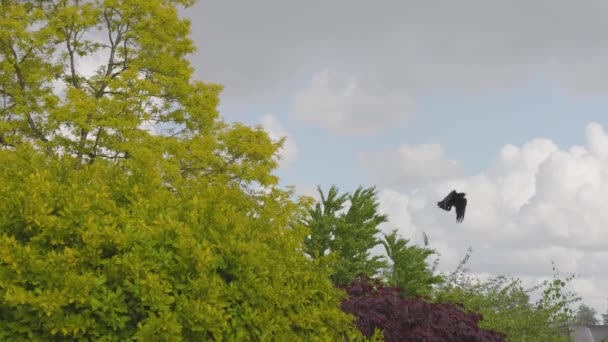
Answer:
437;190;467;223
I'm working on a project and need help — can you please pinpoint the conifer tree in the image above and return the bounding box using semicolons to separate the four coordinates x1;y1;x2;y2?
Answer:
304;185;386;285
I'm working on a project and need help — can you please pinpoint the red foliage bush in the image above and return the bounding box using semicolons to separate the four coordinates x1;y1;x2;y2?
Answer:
339;277;506;342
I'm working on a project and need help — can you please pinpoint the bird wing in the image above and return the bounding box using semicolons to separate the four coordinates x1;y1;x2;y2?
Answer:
455;196;467;223
437;190;456;211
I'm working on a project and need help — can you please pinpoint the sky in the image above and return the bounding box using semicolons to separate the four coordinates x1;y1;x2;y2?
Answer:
183;0;608;319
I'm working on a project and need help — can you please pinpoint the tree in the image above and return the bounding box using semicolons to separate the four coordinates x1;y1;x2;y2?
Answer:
304;185;348;260
602;304;608;325
0;0;355;339
381;229;443;297
340;276;506;342
304;185;387;285
575;304;599;326
434;254;579;342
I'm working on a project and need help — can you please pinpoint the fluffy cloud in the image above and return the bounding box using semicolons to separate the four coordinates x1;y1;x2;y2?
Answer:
259;114;297;167
290;69;414;135
586;122;608;160
360;143;463;188
366;122;608;318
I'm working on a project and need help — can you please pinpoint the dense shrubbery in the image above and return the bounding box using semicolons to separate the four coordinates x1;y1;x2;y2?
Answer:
340;276;506;342
434;254;579;341
0;146;356;340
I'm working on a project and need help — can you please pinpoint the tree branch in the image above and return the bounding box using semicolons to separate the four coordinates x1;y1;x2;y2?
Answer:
88;126;104;164
8;45;48;142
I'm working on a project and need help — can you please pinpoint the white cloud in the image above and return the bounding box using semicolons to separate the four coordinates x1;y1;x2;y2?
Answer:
360;143;463;188
290;69;414;135
259;114;297;167
369;122;608;318
586;122;608;160
377;189;417;237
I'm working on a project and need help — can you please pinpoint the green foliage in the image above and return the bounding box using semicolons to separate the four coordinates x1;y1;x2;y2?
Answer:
304;186;347;260
381;229;443;297
575;304;599;326
1;0;218;163
0;148;354;340
0;0;355;340
343;327;384;342
304;186;387;285
434;252;579;342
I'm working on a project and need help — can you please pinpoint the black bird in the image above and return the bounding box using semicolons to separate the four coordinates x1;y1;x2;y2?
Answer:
437;190;467;223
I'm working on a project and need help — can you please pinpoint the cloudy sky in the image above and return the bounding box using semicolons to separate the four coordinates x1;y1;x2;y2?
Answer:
184;1;608;317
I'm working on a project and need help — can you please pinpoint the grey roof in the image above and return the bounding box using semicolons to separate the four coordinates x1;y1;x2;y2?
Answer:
571;326;608;342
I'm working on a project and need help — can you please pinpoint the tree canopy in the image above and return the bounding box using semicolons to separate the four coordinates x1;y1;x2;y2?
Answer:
0;0;355;339
304;186;387;285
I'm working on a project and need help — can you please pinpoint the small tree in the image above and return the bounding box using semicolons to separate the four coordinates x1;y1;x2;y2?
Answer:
304;185;387;285
575;304;599;326
434;254;579;342
381;229;443;297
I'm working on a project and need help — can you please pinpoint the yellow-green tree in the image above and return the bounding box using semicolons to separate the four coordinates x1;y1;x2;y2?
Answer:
0;0;354;340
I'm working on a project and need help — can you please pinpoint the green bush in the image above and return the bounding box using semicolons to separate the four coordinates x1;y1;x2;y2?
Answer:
0;147;354;340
